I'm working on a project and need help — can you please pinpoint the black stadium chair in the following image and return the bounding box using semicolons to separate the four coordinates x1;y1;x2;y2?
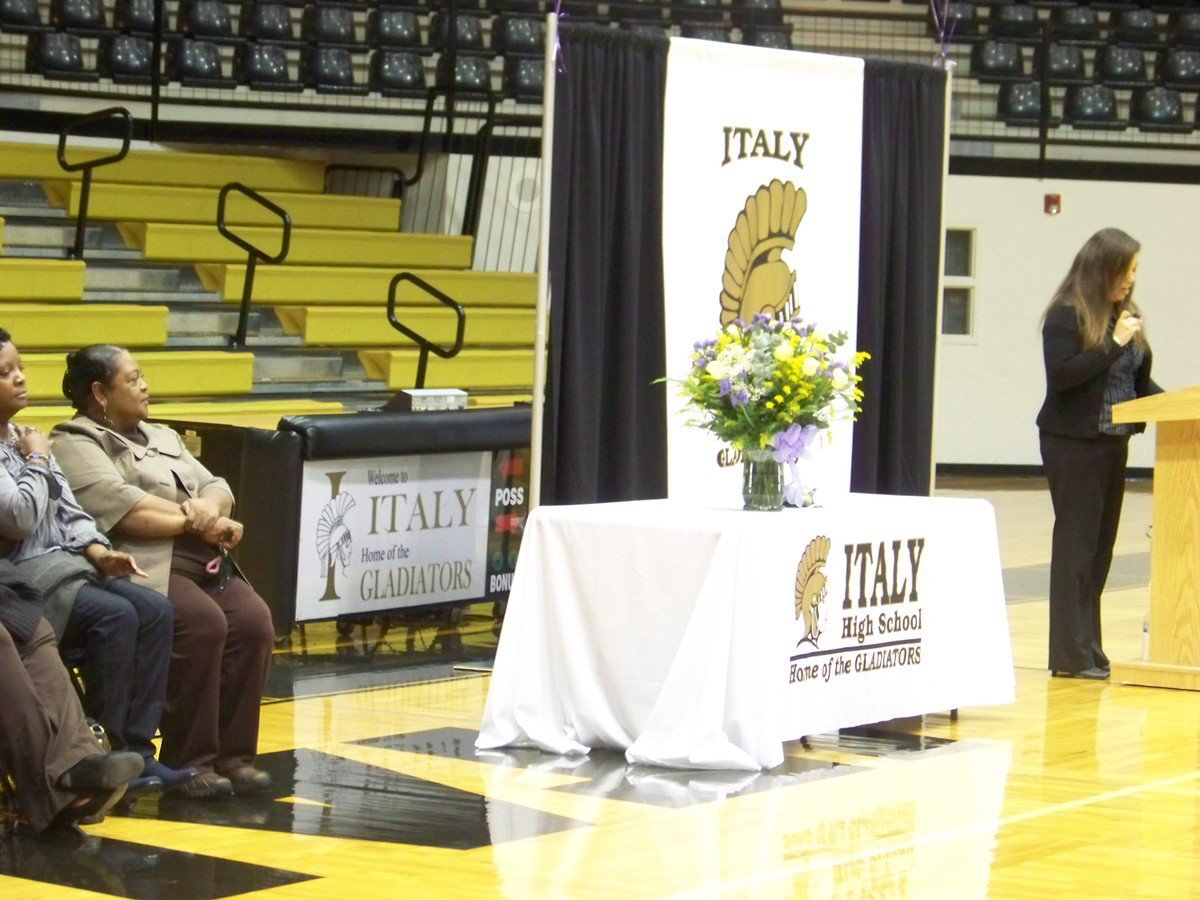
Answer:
1064;83;1125;129
302;5;359;48
168;37;237;86
1171;12;1200;50
1112;8;1162;48
936;3;979;43
237;42;304;89
303;45;367;93
431;10;485;51
618;0;664;23
673;0;723;23
1094;45;1152;88
990;4;1040;42
681;23;730;41
49;0;107;34
368;7;420;49
180;0;239;42
1049;4;1102;45
503;55;541;101
114;0;154;35
241;3;296;43
1;0;45;32
369;49;426;96
744;24;792;49
493;15;543;56
732;0;781;27
435;53;490;93
26;31;99;79
1034;42;1089;85
99;33;153;82
970;39;1025;82
1159;48;1200;92
997;81;1055;127
1131;86;1190;132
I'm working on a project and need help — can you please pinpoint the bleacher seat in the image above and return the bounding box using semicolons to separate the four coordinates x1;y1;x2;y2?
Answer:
1064;83;1125;129
990;4;1040;42
970;40;1025;82
1131;86;1190;132
369;49;426;96
936;3;978;43
99;33;153;82
1159;48;1200;91
26;32;98;80
502;55;541;101
431;10;485;51
114;0;154;35
302;5;359;48
0;0;44;32
368;7;421;49
732;0;780;27
1094;45;1151;87
303;45;367;93
167;38;237;87
435;54;490;93
1170;12;1200;50
744;24;792;49
997;82;1051;128
493;15;543;56
237;42;304;89
619;0;664;22
673;0;723;23
1049;5;1101;45
1034;43;1088;85
49;0;106;33
179;0;239;42
240;3;296;43
681;24;730;41
1112;8;1161;48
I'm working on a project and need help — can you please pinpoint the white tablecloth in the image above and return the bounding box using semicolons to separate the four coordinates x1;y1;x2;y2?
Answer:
477;495;1014;770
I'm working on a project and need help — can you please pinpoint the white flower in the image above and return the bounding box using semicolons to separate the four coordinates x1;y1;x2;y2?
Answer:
831;369;849;390
773;343;795;362
809;328;826;343
801;356;819;377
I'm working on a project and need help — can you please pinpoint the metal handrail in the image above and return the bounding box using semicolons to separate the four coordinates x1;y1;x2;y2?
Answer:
216;182;292;348
56;107;133;260
386;272;466;390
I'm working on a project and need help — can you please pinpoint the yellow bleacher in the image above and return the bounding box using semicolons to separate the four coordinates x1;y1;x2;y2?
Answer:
276;306;535;347
0;141;325;192
358;348;535;391
0;259;86;301
0;215;4;253
195;265;537;307
0;304;168;348
120;222;473;267
21;350;255;400
43;181;402;231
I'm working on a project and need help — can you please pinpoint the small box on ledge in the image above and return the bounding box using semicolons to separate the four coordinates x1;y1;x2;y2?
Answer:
383;388;468;413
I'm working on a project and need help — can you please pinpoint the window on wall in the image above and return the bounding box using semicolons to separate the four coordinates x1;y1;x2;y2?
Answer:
942;229;974;337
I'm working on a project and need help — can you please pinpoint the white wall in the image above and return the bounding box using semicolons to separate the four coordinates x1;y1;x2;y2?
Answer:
936;174;1199;468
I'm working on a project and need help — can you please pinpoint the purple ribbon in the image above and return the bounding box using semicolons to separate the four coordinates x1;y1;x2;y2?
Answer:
773;424;818;507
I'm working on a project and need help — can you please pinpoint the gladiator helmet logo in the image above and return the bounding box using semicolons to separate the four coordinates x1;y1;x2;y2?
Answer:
316;478;356;602
720;179;807;327
794;535;831;647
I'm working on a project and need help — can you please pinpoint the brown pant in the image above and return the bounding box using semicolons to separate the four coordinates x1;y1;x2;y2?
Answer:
0;619;101;832
159;574;274;775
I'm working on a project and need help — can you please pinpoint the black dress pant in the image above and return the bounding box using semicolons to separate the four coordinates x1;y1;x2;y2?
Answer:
1040;431;1129;674
59;578;173;762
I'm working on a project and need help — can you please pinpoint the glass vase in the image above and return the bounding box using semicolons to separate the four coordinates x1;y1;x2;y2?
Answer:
742;447;784;511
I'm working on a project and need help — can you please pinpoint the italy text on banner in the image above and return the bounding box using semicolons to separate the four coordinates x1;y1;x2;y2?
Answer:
662;39;864;505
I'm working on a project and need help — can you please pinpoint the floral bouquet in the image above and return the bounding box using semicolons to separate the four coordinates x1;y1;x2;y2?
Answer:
678;313;868;508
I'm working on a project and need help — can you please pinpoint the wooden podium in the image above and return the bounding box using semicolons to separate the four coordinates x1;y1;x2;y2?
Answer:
1110;386;1200;690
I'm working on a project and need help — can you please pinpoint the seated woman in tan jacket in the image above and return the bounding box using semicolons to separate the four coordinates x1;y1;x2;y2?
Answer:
52;345;274;800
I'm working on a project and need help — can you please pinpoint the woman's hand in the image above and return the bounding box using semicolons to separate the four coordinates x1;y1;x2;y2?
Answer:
202;516;244;550
84;544;148;579
181;496;222;535
1114;310;1143;347
14;425;51;459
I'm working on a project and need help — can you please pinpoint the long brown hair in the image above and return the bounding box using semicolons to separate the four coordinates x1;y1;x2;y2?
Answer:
1044;228;1146;351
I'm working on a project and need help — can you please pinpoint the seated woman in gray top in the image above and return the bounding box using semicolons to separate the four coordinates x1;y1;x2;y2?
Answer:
0;329;195;793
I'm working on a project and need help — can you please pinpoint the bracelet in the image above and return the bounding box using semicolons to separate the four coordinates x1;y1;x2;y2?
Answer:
24;452;50;465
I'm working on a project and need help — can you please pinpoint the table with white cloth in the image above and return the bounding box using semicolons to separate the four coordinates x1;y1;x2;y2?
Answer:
476;495;1014;771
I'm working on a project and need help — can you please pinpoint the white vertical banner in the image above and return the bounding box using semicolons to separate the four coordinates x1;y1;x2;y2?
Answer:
662;39;864;505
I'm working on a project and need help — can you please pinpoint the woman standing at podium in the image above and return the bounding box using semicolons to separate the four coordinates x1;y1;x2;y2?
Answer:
1037;228;1162;680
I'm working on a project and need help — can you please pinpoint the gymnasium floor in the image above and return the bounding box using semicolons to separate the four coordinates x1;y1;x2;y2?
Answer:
3;477;1190;899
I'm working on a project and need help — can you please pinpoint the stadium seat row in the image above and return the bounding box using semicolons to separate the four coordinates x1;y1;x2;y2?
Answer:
997;82;1195;133
940;3;1200;49
972;41;1200;92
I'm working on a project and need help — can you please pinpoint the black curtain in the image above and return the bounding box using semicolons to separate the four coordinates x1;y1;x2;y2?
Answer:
851;60;947;496
541;25;670;504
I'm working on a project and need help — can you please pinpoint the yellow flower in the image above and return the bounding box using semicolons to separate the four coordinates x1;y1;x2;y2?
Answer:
774;394;783;403
765;401;775;409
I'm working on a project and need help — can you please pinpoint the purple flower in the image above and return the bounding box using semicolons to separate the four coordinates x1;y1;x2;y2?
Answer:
718;378;732;396
752;312;772;327
772;423;818;462
732;389;750;407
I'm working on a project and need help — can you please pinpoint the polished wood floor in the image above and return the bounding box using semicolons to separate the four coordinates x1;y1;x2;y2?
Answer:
3;477;1193;899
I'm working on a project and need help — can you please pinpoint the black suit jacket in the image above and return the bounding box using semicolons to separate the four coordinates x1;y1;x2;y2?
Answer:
1036;304;1162;438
